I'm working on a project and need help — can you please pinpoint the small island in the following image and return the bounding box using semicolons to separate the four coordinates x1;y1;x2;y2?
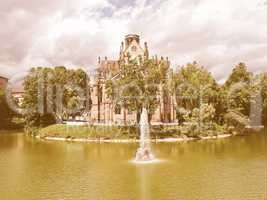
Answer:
1;35;266;142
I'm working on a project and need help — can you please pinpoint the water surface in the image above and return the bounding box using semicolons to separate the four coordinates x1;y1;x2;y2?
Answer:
0;131;267;200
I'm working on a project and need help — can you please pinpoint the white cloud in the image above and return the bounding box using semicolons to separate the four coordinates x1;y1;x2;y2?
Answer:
0;0;267;83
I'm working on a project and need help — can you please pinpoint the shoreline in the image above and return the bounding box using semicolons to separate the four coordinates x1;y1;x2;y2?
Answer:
36;133;233;143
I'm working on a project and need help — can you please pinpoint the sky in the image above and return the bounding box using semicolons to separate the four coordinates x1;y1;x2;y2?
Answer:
1;0;267;83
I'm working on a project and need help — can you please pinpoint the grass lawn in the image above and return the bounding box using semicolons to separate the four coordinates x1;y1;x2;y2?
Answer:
37;123;229;140
38;124;139;139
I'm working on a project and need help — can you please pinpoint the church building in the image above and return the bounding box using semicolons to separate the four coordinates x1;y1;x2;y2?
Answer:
90;34;176;124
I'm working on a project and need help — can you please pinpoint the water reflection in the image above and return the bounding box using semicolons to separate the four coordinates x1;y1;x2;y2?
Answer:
0;131;267;199
137;165;152;200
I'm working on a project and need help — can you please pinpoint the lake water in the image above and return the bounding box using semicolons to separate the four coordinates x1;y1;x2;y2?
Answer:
0;131;267;200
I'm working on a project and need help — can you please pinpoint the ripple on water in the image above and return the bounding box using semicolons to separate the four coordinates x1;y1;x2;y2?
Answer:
130;159;164;165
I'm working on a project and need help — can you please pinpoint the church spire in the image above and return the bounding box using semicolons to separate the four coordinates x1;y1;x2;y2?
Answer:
120;42;124;60
144;42;149;60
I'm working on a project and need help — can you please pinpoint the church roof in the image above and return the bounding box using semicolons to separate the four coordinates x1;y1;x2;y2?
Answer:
98;60;120;74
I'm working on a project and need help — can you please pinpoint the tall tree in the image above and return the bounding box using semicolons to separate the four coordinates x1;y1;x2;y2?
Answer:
171;62;219;122
23;66;90;133
225;63;252;87
223;63;252;116
106;58;169;123
261;73;267;126
0;89;14;129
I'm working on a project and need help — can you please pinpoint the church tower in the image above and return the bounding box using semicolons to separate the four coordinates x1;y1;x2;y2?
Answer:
119;34;149;62
92;34;176;125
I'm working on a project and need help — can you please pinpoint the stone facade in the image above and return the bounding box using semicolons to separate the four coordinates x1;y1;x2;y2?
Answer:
90;34;176;124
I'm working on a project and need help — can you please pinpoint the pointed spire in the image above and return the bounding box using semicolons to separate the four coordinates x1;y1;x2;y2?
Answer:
166;57;170;67
120;42;124;60
144;42;148;48
144;42;149;60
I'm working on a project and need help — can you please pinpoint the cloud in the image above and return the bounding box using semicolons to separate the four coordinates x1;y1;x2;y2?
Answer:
0;0;267;83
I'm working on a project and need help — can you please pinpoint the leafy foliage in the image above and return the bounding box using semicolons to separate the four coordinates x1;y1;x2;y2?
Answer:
223;63;252;116
171;62;219;122
106;59;169;123
20;60;267;135
0;89;22;129
261;73;267;126
23;66;90;134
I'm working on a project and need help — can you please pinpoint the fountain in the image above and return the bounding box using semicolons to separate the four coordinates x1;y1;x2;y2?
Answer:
135;108;155;162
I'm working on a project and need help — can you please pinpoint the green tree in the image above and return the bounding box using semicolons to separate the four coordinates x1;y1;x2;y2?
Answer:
225;63;252;87
171;62;219;123
261;73;267;126
23;66;90;134
0;89;12;129
183;103;216;134
106;58;169;123
223;63;252;116
0;88;22;129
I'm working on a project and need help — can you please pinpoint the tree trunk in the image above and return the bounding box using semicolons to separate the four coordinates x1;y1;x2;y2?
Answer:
123;107;127;125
